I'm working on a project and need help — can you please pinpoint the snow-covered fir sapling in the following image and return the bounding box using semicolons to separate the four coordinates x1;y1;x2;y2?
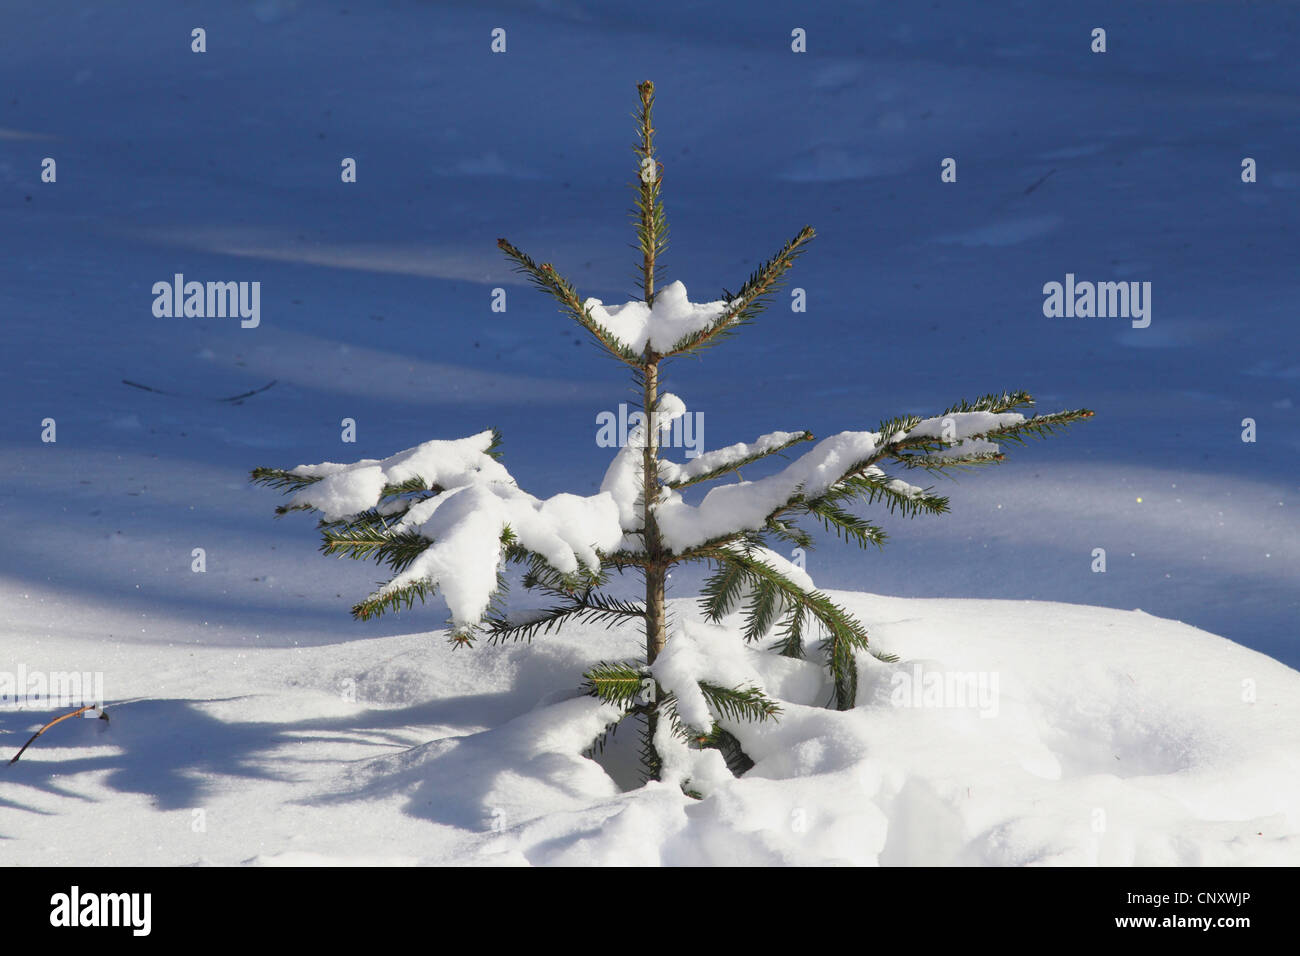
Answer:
251;81;1092;788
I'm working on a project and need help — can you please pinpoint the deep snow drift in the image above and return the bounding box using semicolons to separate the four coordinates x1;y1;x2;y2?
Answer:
2;590;1296;866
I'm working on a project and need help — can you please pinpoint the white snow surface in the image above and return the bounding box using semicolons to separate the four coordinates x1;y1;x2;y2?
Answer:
3;585;1296;866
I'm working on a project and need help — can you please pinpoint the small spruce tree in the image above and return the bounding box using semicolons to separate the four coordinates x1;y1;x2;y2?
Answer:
252;81;1092;785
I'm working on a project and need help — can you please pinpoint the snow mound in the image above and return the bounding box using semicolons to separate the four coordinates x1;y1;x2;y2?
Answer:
332;594;1300;865
3;591;1296;866
584;281;730;354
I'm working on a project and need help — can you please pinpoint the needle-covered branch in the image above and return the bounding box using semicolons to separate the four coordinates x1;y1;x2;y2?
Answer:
249;467;322;494
696;544;881;709
351;577;439;622
321;523;431;573
632;79;668;303
483;590;645;644
695;682;782;729
583;660;650;708
666;225;816;356
651;400;1092;557
497;238;643;366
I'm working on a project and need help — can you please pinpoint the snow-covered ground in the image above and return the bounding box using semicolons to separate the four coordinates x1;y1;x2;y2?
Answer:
2;0;1297;865
3;591;1297;865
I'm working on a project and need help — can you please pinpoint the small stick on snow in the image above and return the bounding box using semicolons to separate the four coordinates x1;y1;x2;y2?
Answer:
7;704;109;766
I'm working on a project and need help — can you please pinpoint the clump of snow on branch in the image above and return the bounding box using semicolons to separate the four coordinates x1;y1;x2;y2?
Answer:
653;431;882;550
649;403;1027;552
584;280;729;353
650;620;776;793
906;411;1022;440
651;621;758;731
287;431;510;521
703;545;822;645
730;544;817;593
658;430;805;486
653;720;731;794
285;430;623;626
383;484;621;626
598;392;689;529
927;438;1001;460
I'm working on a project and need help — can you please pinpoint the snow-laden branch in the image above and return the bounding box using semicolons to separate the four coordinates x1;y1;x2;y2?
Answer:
285;431;507;522
598;392;689;530
651;620;780;733
374;483;621;627
266;394;1081;631
282;430;623;628
584;281;729;355
660;429;813;489
652;406;1028;553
